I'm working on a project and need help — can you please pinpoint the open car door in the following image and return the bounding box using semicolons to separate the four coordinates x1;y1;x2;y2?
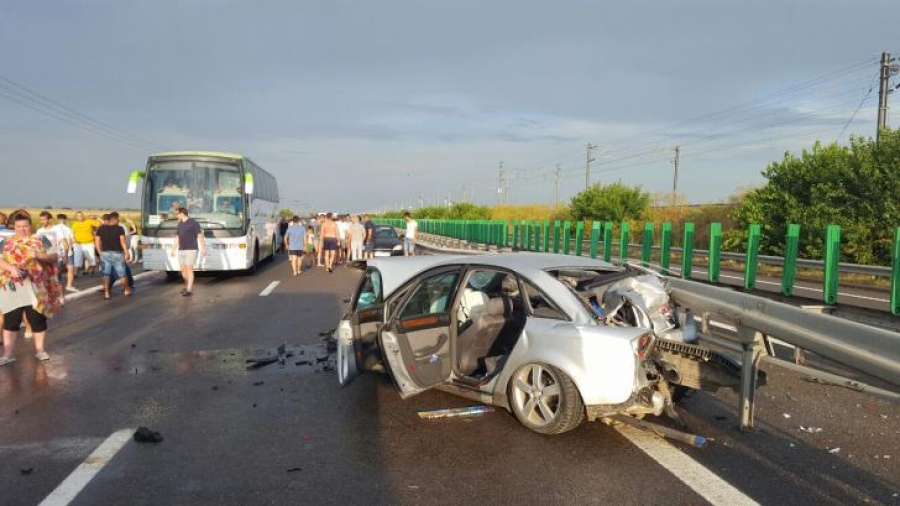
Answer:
337;268;384;386
380;268;460;398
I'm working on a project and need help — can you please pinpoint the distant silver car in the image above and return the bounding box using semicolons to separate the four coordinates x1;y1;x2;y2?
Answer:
337;253;742;434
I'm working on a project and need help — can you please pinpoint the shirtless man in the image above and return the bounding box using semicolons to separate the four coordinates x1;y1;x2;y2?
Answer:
320;213;340;273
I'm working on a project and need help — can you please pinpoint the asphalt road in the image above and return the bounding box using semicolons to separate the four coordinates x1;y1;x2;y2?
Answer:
0;254;897;505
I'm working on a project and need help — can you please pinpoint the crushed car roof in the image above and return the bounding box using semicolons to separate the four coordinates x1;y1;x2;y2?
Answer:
369;252;620;298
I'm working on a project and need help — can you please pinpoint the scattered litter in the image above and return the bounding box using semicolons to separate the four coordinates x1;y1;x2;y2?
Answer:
714;415;727;421
302;435;313;441
130;343;136;348
783;413;791;419
133;427;163;443
315;354;328;363
418;406;495;419
828;447;841;454
245;356;279;369
211;386;218;391
885;455;892;459
789;443;796;448
286;467;303;473
295;360;312;366
252;403;257;408
253;381;265;386
19;468;33;476
408;485;420;490
881;414;889;419
800;426;823;434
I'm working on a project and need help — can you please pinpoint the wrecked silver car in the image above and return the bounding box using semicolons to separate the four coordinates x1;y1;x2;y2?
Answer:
337;253;750;435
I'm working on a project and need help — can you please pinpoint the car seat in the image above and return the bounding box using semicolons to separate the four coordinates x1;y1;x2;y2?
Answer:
456;295;509;375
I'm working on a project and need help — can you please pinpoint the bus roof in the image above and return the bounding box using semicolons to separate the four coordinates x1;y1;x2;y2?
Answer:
150;151;245;160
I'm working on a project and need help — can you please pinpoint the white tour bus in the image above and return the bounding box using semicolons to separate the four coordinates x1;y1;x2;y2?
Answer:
127;151;280;277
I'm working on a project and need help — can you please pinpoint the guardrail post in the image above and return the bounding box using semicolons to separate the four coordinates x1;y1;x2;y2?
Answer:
660;222;672;274
590;221;600;258
542;220;550;252
523;220;532;250
603;221;613;262
744;224;761;290
824;224;841;305
575;221;585;256
553;220;561;253
641;222;653;267
681;223;694;279
512;220;519;250
782;224;800;296
708;222;721;283
563;220;572;255
892;227;900;316
619;221;629;261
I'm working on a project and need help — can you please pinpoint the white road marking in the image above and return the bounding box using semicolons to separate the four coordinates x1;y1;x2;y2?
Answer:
614;425;760;506
259;281;280;297
63;271;160;302
38;428;134;506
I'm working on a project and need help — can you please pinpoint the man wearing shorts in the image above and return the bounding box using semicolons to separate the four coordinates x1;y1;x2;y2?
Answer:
321;213;339;273
71;211;99;276
171;208;205;296
284;216;307;276
363;215;376;259
336;215;350;265
95;212;132;299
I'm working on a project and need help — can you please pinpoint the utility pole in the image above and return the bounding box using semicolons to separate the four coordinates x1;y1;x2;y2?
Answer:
877;52;898;142
554;164;562;207
585;143;595;190
497;160;505;205
672;146;680;206
460;183;468;204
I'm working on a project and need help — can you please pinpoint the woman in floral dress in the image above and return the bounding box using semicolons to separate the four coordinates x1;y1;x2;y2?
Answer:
0;213;63;365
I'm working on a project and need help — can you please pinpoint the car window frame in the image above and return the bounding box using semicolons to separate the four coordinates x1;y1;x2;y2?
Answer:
519;275;571;322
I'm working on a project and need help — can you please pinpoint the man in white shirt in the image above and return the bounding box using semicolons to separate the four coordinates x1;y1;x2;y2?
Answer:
51;213;78;292
403;212;418;257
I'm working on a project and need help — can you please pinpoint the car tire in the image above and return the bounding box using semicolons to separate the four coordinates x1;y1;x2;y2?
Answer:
509;363;584;435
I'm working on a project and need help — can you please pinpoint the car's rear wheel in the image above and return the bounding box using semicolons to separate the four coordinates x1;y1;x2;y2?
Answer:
509;363;584;434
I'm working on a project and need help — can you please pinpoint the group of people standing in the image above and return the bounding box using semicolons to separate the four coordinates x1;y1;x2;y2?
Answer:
282;213;380;276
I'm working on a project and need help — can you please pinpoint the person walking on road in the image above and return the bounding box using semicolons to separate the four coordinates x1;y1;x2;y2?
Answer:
95;212;132;299
321;213;339;273
284;216;307;276
71;211;99;276
363;215;376;260
170;208;205;296
0;212;63;365
53;214;77;293
349;215;366;261
403;212;418;257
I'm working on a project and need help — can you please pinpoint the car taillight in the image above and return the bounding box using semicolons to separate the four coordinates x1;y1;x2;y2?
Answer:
635;334;653;359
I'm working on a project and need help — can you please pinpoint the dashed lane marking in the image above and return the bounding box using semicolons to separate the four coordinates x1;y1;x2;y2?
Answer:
38;428;134;506
63;271;160;302
614;425;761;506
259;281;280;297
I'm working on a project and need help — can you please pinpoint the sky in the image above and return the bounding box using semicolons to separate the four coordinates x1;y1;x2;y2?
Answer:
1;0;899;214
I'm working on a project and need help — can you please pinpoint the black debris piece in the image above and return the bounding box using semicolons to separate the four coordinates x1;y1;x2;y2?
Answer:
246;356;279;369
286;467;303;473
295;360;312;366
211;386;219;391
20;468;34;476
322;364;335;373
253;381;265;386
315;354;328;363
130;343;136;348
134;427;164;443
252;403;258;408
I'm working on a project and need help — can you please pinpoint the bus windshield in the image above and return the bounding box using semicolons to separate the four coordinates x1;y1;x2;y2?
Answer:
143;160;245;230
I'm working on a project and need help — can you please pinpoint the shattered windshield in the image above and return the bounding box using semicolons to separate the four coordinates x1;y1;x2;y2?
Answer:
143;160;245;230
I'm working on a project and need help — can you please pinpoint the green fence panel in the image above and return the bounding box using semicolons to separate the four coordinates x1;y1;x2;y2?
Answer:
512;220;520;250
563;220;572;255
523;220;532;250
892;227;900;316
590;221;601;258
708;222;721;283
681;223;695;279
744;224;761;290
619;221;629;261
542;220;550;252
660;222;672;275
533;220;541;251
603;221;613;262
824;224;841;305
553;220;561;253
641;222;654;267
575;222;585;256
782;224;800;296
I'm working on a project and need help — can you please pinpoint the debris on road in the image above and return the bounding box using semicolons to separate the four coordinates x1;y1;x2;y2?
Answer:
301;435;313;441
253;381;265;386
295;360;312;366
418;406;495;419
246;344;295;369
19;468;34;475
287;467;303;473
134;427;164;443
828;447;841;454
318;329;335;337
783;413;792;419
799;426;823;433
